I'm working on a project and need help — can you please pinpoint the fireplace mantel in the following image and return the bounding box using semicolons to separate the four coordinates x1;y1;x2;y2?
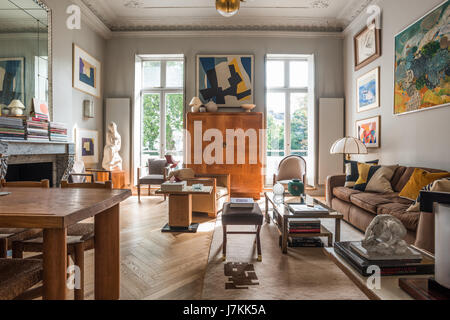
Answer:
0;140;75;186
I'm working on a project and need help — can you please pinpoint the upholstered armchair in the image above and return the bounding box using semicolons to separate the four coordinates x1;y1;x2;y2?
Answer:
273;155;307;186
185;173;231;218
137;158;170;201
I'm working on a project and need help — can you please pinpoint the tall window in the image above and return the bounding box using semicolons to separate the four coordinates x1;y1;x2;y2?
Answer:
265;54;315;186
140;55;184;165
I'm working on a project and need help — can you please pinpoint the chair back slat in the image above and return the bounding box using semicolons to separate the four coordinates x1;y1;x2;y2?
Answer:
0;179;50;188
61;180;113;189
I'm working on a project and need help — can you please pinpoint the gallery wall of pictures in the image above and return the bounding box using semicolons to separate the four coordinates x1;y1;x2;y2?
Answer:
353;0;449;150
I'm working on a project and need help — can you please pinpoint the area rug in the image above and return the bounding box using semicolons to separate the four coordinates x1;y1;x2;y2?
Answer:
201;209;368;300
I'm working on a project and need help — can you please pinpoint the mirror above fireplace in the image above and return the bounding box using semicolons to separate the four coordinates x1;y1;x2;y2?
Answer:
0;0;52;119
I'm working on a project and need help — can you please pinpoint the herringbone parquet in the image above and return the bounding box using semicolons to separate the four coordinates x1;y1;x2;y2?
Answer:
78;196;215;300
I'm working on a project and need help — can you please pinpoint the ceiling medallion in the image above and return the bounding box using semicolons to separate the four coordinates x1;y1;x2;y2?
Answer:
216;0;243;17
310;0;330;9
124;0;143;9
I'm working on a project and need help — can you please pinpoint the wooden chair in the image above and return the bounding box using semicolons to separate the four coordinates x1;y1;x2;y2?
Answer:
12;180;113;300
0;179;49;258
0;258;43;300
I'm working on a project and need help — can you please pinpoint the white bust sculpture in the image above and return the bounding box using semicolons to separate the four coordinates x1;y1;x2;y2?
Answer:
102;122;122;171
361;214;409;256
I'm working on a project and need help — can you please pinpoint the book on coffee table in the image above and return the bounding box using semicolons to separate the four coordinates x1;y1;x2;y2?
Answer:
288;203;329;214
230;198;254;208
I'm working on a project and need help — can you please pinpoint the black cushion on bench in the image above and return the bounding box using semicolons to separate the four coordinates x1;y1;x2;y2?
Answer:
222;203;263;225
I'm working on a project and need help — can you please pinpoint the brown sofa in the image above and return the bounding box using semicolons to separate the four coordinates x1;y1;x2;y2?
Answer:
326;166;442;253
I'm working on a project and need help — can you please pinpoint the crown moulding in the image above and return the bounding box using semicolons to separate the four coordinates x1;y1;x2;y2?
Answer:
75;0;376;39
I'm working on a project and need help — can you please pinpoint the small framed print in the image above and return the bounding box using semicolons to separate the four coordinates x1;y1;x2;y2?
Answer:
75;128;99;164
356;116;380;148
73;44;101;98
357;67;380;112
354;20;381;71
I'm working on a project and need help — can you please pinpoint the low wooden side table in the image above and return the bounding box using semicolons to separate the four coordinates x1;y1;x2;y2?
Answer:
155;186;213;233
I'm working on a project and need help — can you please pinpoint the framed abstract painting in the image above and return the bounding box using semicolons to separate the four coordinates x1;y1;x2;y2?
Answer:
73;44;101;98
75;128;99;164
197;55;254;107
354;20;381;71
0;57;24;106
394;1;450;115
356;116;380;148
357;67;380;112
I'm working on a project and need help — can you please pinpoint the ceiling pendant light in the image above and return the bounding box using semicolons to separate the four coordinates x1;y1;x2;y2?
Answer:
216;0;241;17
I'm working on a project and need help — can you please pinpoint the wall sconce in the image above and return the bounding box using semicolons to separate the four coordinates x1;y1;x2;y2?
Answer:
83;99;94;118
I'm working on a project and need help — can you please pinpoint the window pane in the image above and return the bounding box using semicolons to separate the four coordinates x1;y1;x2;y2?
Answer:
266;92;285;156
290;93;308;157
142;93;161;163
266;61;284;87
166;61;183;87
165;93;184;161
289;61;308;87
143;61;161;87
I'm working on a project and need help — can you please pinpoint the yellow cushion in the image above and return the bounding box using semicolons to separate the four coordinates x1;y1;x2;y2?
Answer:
355;162;375;185
399;168;450;200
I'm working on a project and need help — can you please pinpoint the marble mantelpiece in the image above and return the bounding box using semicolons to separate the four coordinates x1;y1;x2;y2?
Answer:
0;140;75;186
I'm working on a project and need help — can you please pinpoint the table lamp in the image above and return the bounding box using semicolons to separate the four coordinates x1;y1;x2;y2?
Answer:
330;137;368;160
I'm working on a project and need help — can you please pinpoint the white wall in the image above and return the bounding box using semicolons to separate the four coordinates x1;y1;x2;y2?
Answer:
343;0;450;171
46;0;106;161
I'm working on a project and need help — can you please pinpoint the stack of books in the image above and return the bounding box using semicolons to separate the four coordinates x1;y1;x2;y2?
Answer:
31;108;49;122
289;218;321;233
289;237;324;247
26;118;49;142
334;241;434;276
230;198;254;209
49;122;68;142
0;116;26;141
161;181;186;192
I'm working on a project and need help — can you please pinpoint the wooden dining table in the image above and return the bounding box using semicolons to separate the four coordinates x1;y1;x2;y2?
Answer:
0;187;131;300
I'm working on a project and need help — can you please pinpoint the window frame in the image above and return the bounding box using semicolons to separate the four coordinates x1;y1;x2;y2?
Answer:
265;54;315;186
139;55;184;160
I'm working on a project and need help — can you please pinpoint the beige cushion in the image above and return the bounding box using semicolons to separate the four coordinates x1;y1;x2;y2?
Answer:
365;166;397;193
216;186;228;199
407;178;450;212
276;157;305;181
168;168;195;181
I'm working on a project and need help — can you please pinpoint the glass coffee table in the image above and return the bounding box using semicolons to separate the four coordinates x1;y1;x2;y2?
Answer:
264;192;344;254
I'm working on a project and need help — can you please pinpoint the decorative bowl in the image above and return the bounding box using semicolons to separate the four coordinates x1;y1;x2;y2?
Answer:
241;104;256;112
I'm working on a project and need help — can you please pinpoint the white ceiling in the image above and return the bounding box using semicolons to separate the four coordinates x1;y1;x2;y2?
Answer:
80;0;374;32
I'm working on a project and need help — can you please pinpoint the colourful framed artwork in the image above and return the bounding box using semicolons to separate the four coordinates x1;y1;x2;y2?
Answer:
394;1;450;115
357;67;380;112
356;116;380;148
196;55;254;107
354;20;381;71
0;57;24;106
75;128;99;164
73;44;101;98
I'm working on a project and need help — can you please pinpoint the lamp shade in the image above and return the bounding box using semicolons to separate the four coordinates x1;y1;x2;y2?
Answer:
330;137;368;155
189;97;202;107
8;99;25;109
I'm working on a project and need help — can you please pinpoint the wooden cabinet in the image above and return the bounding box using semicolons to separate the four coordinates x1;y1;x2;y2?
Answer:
186;112;264;199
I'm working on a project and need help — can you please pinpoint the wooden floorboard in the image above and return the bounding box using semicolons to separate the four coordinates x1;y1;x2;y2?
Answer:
71;196;214;300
